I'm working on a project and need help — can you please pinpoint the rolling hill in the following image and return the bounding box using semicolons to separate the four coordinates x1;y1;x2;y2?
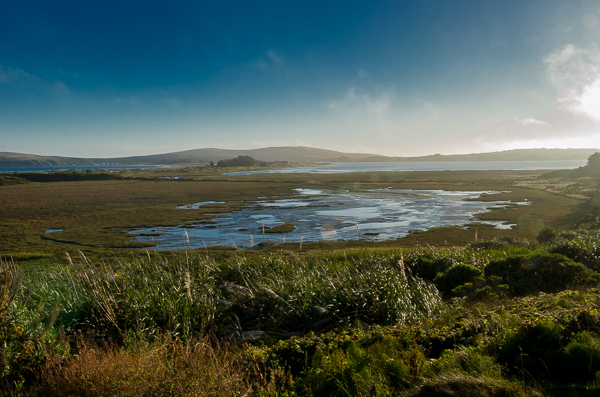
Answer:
0;147;598;168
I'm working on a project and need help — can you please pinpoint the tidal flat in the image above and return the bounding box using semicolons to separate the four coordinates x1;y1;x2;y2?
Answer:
0;166;590;258
129;187;525;249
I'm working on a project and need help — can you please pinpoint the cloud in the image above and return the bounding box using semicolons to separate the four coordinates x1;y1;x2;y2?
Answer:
0;65;41;85
515;117;549;126
266;50;284;65
571;79;600;120
52;81;71;95
165;97;181;107
0;64;72;97
326;87;392;119
544;44;600;121
582;13;598;29
471;45;600;151
252;50;285;70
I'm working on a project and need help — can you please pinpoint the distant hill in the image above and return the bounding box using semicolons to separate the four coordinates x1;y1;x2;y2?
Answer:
377;148;600;163
541;152;600;179
0;147;598;168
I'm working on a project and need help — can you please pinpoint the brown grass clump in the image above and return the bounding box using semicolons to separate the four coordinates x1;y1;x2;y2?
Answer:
405;374;540;397
35;337;254;397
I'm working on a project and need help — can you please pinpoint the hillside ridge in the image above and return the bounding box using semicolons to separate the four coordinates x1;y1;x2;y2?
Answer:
0;147;598;167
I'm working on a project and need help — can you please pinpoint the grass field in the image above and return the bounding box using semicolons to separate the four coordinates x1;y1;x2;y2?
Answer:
1;164;600;395
0;167;591;261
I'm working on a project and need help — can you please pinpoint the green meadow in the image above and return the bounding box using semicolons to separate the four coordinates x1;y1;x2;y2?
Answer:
1;163;600;396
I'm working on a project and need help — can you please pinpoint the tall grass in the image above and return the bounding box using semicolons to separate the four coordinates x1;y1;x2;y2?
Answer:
219;252;444;333
58;252;220;341
0;257;69;389
35;336;257;397
7;249;445;347
3;230;600;395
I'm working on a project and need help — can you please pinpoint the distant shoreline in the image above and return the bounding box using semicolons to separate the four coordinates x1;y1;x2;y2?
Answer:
1;147;598;168
1;159;588;174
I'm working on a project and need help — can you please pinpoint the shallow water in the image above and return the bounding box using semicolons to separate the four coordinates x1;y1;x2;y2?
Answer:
129;188;526;250
45;229;63;234
224;160;586;175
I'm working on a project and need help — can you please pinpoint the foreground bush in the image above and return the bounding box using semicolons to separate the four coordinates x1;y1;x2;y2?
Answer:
551;233;600;271
0;259;69;389
34;336;261;397
485;253;599;295
2;229;600;395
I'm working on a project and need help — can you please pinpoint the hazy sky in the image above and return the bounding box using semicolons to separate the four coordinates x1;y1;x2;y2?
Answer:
1;0;599;157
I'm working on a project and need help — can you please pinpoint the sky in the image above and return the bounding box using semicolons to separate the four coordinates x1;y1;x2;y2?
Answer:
1;0;600;158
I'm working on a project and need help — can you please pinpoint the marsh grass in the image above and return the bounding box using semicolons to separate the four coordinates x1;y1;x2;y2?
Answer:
0;257;69;389
64;252;221;341
35;335;258;397
218;252;443;333
0;168;588;258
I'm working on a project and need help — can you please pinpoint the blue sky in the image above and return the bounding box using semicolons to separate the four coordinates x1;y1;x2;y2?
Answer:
1;0;599;157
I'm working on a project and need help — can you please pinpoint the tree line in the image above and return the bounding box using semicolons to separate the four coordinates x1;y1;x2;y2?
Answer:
214;155;265;167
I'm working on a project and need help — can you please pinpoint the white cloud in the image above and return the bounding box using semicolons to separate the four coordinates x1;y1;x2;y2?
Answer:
52;80;71;95
572;79;600;120
266;50;284;65
253;50;285;70
544;44;600;121
515;117;549;126
165;97;181;107
0;64;72;97
327;87;392;119
582;13;598;29
0;65;41;85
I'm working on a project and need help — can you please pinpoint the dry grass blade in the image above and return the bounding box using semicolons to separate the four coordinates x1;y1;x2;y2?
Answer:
36;336;256;397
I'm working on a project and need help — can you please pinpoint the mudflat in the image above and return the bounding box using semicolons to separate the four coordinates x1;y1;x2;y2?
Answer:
0;166;591;259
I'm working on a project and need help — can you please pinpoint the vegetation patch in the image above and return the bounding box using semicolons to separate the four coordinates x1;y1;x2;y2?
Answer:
2;164;600;395
263;223;296;233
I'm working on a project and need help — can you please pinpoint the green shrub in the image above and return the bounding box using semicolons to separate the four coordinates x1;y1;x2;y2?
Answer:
425;346;502;378
553;332;600;383
484;254;599;295
301;336;425;396
0;175;30;186
536;226;558;244
551;237;600;272
409;256;457;281
0;260;69;388
434;264;483;295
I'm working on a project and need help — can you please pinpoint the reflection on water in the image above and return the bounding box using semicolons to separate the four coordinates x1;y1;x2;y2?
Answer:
177;201;225;209
223;160;587;176
45;229;63;234
129;188;526;250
